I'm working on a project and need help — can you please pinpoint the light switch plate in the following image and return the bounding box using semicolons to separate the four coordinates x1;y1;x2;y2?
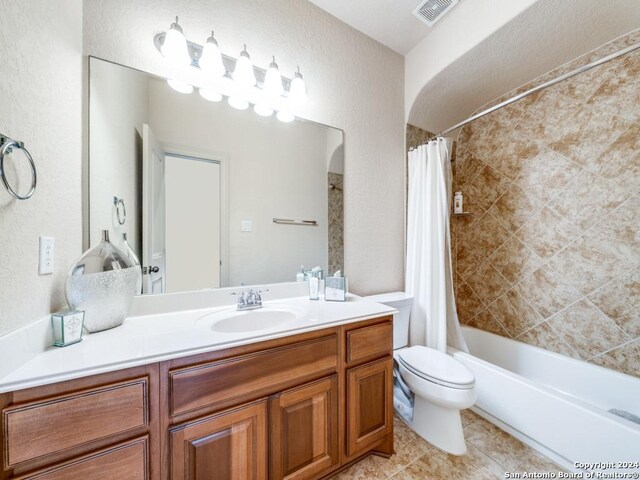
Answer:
241;220;253;232
39;236;55;275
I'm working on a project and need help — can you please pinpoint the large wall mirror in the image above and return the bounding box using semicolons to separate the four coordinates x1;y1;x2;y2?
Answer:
88;57;344;294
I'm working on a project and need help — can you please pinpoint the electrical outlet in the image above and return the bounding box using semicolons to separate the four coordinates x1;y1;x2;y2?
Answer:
39;236;55;275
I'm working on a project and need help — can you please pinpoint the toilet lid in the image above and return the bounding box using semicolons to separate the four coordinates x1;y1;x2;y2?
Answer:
398;346;475;389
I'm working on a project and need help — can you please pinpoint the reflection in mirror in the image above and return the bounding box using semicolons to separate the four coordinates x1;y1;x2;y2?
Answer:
89;57;344;294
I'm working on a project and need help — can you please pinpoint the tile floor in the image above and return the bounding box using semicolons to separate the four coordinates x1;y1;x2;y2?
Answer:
331;410;567;479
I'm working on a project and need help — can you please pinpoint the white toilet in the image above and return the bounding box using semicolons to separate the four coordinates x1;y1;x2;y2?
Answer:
366;292;476;455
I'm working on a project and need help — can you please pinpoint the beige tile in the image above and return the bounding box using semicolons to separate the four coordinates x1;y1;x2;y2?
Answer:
547;104;632;166
517;206;582;260
587;61;640;121
490;132;540;181
590;340;640;378
514;266;582;319
331;454;387;480
465;165;512;210
489;236;544;286
614;309;640;340
588;195;640;262
516;91;582;141
463;418;532;471
466;262;511;306
392;444;504;480
547;299;630;360
588;268;640;332
512;148;582;204
460;409;481;426
454;148;486;191
489;288;544;337
468;211;511;260
467;309;510;338
515;449;568;474
488;184;541;233
547;169;630;232
372;417;432;478
517;322;580;359
456;282;485;324
548;234;630;296
588;124;640;195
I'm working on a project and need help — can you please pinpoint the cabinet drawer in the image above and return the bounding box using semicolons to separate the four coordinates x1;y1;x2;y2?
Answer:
170;335;338;417
346;322;392;366
3;377;148;468
14;436;148;480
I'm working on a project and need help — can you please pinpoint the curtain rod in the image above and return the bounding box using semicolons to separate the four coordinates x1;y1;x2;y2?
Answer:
420;39;640;144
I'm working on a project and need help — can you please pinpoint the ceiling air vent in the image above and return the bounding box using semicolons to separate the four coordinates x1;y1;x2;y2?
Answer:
413;0;459;27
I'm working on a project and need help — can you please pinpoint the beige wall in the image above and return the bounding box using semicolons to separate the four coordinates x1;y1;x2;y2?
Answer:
0;1;83;336
83;0;406;296
453;30;640;378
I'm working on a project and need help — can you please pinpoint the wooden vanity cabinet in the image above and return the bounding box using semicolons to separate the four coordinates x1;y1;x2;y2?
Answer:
1;316;394;480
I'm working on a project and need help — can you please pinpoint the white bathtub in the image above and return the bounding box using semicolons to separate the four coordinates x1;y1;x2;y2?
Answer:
451;327;640;472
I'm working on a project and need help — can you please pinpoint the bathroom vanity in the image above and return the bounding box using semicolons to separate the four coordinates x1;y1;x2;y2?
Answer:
0;291;395;480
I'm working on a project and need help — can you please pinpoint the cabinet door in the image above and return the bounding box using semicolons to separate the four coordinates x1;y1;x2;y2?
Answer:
346;357;393;458
169;400;267;480
270;376;339;480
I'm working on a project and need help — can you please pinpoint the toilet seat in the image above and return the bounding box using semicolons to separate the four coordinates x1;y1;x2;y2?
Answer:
398;346;475;390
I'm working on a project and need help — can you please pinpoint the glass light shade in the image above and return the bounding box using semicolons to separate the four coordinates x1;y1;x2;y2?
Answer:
228;96;249;110
161;19;191;68
254;104;274;117
276;111;295;123
233;47;256;88
289;70;307;107
199;88;222;102
199;33;225;78
263;57;284;98
167;78;194;94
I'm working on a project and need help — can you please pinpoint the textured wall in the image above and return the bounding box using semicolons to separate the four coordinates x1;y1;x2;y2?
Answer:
453;30;640;377
0;1;83;336
82;0;405;296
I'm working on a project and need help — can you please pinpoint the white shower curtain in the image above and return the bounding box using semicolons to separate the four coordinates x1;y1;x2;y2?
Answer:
406;138;467;352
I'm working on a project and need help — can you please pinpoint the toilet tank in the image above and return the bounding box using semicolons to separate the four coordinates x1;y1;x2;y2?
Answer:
365;292;414;350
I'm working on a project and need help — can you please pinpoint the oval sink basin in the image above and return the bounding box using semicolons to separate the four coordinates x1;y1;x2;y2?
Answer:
199;306;302;333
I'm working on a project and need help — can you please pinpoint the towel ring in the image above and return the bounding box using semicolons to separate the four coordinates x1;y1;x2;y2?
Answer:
0;137;37;200
114;196;126;225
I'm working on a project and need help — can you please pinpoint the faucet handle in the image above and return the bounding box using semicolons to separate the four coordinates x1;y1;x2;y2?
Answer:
231;291;246;305
254;288;268;302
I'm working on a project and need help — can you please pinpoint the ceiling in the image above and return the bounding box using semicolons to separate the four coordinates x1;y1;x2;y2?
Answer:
307;0;433;54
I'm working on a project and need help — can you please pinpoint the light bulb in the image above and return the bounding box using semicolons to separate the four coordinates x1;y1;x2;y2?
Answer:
161;17;191;68
289;66;307;107
233;45;256;89
263;56;284;99
276;111;295;123
254;104;274;117
199;31;225;78
167;78;193;94
199;88;222;102
228;96;249;110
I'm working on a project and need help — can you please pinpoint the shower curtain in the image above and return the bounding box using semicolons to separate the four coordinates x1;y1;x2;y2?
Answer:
406;138;467;352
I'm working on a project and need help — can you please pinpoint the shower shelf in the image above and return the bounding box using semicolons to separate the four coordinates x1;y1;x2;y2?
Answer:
452;212;472;217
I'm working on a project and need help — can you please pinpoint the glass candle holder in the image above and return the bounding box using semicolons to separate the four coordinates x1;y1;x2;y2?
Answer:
51;310;85;347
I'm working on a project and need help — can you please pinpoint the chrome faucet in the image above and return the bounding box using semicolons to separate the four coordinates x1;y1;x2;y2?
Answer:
231;288;269;311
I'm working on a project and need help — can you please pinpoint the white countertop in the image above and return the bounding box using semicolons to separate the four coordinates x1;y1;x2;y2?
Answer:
0;288;395;394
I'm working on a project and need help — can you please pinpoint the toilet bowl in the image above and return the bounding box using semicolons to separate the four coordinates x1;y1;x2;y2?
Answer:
366;292;476;455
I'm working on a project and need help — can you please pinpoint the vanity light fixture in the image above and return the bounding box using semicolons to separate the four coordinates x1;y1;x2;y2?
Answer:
228;96;249;110
233;45;257;89
199;31;225;78
199;88;222;102
167;78;194;94
254;104;274;117
289;67;307;107
263;56;284;98
160;17;191;68
154;20;307;122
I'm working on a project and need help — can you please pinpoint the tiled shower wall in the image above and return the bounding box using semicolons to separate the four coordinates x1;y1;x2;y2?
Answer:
453;30;640;378
328;172;344;275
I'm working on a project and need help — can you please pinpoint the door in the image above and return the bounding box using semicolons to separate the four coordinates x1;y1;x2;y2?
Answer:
346;357;393;459
142;123;166;294
269;376;339;480
169;401;267;480
165;155;221;292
